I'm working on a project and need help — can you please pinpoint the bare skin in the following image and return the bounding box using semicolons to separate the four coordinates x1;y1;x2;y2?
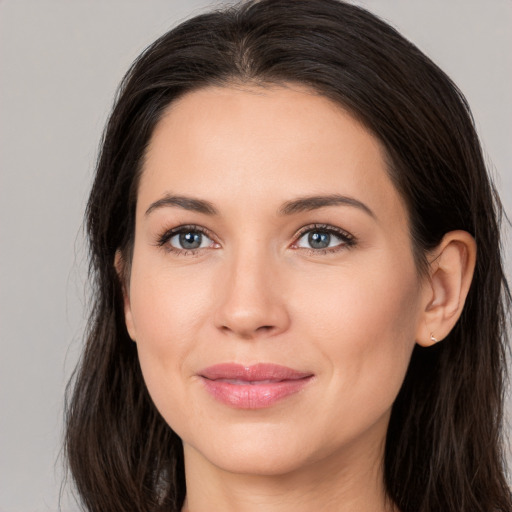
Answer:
118;84;476;512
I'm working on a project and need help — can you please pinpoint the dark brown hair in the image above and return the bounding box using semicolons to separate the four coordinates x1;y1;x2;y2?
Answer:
65;1;511;510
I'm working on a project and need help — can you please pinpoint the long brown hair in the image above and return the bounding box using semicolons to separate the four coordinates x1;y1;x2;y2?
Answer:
65;1;511;510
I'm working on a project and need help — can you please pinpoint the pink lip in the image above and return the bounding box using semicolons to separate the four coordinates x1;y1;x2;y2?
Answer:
198;363;314;409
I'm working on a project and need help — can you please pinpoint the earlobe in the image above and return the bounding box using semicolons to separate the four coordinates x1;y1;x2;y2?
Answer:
114;250;137;342
416;230;476;347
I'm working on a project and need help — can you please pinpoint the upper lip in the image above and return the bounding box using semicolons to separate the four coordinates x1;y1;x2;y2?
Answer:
199;363;313;382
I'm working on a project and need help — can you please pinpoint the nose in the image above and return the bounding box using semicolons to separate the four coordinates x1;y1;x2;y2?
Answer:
213;248;291;340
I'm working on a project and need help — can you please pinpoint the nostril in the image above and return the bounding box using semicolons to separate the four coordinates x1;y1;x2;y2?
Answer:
219;323;277;339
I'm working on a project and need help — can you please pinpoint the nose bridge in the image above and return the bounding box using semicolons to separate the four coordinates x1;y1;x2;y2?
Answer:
214;240;289;338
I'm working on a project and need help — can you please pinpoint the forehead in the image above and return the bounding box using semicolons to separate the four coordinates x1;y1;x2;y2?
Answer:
138;84;407;230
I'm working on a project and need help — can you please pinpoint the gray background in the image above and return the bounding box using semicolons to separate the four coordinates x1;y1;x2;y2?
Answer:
0;1;510;511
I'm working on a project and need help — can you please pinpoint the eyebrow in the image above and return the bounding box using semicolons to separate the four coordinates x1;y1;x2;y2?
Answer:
145;194;218;216
144;192;375;219
278;194;375;218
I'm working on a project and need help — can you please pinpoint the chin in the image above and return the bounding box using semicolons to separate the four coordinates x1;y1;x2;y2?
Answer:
184;423;317;476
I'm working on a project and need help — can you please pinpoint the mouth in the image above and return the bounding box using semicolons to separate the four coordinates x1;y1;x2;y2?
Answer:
198;363;314;409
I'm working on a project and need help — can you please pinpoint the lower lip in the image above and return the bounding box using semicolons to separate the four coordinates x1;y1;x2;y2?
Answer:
201;377;313;409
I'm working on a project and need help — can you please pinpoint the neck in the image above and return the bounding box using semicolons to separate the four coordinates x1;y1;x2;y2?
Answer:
181;432;395;512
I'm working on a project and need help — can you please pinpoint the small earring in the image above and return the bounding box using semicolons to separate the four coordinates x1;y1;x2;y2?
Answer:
430;333;438;343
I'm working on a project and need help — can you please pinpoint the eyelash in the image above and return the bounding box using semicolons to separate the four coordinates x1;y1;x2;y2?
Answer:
155;223;356;256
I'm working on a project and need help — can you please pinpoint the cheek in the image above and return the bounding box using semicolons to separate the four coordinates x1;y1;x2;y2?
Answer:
129;248;214;347
295;253;422;409
126;253;216;419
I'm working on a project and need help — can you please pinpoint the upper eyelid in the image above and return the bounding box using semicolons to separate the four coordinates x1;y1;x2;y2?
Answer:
294;223;354;240
161;224;215;238
159;223;351;236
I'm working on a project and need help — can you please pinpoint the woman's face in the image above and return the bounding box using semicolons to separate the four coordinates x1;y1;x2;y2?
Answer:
122;84;429;476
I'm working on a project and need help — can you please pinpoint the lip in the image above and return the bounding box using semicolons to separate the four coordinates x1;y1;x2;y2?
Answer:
198;363;314;409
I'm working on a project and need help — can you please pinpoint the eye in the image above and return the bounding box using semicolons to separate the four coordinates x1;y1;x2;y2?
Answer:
294;224;354;252
156;225;218;254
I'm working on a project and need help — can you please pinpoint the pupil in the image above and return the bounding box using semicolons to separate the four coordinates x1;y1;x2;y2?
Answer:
179;232;202;249
309;231;330;249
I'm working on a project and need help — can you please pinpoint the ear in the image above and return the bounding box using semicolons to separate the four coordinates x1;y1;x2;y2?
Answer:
114;250;137;342
416;230;476;347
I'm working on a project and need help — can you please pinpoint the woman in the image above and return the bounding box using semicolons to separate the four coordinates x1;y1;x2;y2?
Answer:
65;0;511;510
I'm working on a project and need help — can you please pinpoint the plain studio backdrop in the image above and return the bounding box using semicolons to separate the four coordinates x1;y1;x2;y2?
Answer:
0;1;510;511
